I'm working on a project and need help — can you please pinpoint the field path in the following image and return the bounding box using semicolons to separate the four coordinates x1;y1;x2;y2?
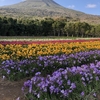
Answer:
0;76;26;100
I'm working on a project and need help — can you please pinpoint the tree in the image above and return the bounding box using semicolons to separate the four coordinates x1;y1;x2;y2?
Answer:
95;25;100;37
41;18;54;36
52;20;65;36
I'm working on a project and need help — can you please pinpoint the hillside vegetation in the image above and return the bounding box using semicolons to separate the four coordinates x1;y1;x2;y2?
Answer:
0;0;100;24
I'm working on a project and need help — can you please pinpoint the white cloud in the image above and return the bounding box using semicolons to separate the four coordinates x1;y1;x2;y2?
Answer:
86;4;97;8
21;0;26;1
68;5;75;9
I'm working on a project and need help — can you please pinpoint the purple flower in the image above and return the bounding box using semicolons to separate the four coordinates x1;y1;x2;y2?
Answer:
57;80;63;86
7;69;10;74
37;93;40;98
61;90;68;97
29;85;32;93
49;85;55;94
82;82;86;86
21;87;24;92
62;70;67;75
24;80;32;87
16;97;20;100
81;77;85;81
35;72;41;76
68;89;72;93
81;91;85;96
93;92;96;97
67;80;71;85
61;90;64;94
95;76;99;81
54;87;60;93
70;83;76;89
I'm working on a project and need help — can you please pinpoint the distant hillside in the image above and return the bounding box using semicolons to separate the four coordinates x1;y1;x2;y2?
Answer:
0;0;100;24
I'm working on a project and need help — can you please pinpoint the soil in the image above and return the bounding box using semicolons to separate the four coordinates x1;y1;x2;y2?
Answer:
0;76;27;100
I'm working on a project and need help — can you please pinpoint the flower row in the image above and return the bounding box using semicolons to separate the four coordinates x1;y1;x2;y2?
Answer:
1;50;100;81
22;61;100;100
1;40;100;61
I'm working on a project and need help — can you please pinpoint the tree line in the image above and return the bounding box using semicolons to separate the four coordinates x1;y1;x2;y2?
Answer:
0;16;100;37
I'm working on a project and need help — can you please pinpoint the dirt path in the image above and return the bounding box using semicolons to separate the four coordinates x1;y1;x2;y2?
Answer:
0;76;26;100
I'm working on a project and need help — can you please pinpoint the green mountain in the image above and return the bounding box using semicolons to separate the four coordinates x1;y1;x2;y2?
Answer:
0;0;100;24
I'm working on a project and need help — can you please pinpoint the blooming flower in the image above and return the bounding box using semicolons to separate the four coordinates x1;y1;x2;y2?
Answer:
81;91;85;96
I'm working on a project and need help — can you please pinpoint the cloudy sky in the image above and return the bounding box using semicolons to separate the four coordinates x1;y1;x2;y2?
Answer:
0;0;100;15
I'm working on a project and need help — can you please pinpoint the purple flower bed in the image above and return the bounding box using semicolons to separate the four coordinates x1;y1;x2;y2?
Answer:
1;50;100;80
1;50;100;99
22;61;100;100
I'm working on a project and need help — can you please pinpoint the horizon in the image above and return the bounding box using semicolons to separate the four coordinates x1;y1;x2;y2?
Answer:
0;0;100;15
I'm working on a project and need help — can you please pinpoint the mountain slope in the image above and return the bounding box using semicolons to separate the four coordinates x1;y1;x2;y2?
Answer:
0;0;100;24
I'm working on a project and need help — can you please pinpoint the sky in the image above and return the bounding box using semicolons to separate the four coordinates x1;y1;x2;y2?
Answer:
0;0;100;15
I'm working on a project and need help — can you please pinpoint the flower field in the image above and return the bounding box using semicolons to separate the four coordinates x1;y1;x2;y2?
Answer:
1;39;100;61
1;39;100;100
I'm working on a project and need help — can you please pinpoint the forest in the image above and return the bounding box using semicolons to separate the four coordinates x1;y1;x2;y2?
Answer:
0;16;100;37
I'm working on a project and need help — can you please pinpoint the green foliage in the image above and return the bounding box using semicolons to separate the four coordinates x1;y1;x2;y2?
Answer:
0;16;100;37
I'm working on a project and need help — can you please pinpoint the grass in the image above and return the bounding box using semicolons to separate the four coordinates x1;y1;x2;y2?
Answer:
0;36;99;41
